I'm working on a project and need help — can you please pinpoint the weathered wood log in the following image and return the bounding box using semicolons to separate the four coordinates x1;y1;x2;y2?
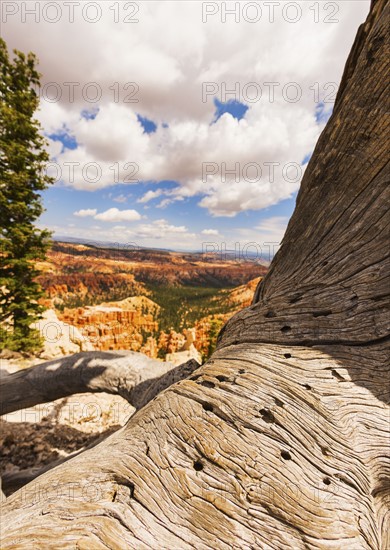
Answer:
0;354;199;495
0;352;200;415
0;1;389;548
1;342;389;548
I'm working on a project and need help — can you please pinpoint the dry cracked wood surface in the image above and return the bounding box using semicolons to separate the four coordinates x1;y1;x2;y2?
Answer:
0;351;199;415
0;1;389;548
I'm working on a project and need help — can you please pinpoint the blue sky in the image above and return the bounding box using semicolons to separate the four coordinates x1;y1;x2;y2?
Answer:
3;0;368;251
40;98;308;253
40;94;327;253
41;178;298;253
38;96;332;252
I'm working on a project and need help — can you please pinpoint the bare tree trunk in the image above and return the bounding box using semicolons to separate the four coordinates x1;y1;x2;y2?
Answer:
0;2;389;548
0;352;200;414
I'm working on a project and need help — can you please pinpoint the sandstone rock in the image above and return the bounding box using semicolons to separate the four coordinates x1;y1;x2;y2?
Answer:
0;349;24;361
165;344;202;366
32;310;95;359
165;328;202;365
59;296;160;353
222;275;262;308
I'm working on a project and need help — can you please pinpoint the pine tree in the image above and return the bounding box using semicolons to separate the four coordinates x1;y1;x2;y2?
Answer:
0;38;54;353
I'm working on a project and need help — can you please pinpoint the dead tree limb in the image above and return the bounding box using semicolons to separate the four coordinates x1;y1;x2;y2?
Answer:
0;2;389;548
0;352;200;415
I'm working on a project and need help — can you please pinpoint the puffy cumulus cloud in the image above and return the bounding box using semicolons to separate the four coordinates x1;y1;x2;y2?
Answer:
94;208;141;222
202;229;219;236
73;207;141;222
46;101;313;211
156;196;184;209
151;219;189;234
73;208;97;217
3;1;370;215
137;189;164;204
112;218;196;243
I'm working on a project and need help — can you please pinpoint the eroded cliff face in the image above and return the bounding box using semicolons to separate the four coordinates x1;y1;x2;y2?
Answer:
157;277;264;359
35;244;266;360
59;296;160;354
39;273;147;309
36;278;263;361
31;309;95;359
37;243;266;308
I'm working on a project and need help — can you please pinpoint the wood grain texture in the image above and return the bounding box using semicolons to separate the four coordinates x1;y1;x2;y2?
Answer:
0;352;200;415
0;2;389;548
1;344;388;548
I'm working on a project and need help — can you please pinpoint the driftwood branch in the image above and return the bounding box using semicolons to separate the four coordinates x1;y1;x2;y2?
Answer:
0;2;389;548
0;352;200;415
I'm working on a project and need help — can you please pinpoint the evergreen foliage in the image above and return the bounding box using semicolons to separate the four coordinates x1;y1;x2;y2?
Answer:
0;39;53;352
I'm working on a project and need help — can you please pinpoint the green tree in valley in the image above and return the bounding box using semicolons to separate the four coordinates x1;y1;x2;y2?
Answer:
205;316;225;360
0;38;53;352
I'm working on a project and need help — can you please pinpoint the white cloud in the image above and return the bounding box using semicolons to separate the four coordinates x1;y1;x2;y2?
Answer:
255;216;289;244
73;208;97;217
153;219;188;233
113;194;128;203
3;1;370;216
137;189;164;204
232;216;290;256
44;218;197;250
94;208;141;222
255;216;289;235
156;198;175;209
201;229;219;236
74;207;141;222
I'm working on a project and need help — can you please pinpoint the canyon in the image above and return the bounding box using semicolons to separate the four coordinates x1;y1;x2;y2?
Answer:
35;242;266;362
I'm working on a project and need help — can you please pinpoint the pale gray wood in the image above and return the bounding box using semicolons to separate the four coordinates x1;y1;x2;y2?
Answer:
0;2;388;548
0;352;200;415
